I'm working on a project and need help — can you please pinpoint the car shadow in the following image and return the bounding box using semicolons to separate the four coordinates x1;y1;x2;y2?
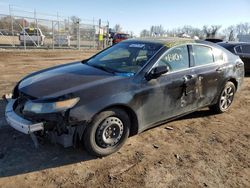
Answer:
245;72;250;77
0;99;96;178
178;108;216;121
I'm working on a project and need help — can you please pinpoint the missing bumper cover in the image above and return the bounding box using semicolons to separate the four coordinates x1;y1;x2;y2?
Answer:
5;99;44;134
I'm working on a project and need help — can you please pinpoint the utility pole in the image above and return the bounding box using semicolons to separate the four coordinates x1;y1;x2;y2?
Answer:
93;18;96;49
107;21;109;47
98;19;102;49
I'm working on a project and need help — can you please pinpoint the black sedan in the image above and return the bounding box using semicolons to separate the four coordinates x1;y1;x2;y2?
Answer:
218;42;250;72
5;38;244;156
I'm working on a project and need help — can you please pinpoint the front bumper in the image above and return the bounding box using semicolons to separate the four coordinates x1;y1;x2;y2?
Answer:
5;99;44;134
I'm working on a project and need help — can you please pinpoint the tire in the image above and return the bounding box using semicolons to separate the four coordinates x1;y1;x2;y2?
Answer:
209;81;236;113
83;108;130;157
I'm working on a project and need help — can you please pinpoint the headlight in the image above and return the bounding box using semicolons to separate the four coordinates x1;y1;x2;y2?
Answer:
23;97;80;114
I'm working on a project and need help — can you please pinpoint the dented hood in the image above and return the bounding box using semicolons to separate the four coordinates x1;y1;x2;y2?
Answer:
18;62;124;99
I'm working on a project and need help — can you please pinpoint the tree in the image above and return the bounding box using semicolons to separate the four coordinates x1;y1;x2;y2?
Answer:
223;26;236;41
236;22;250;35
129;31;134;37
222;23;250;41
70;16;81;24
113;24;122;32
70;16;81;36
165;25;204;39
150;25;165;37
203;25;222;38
181;25;203;38
140;29;150;37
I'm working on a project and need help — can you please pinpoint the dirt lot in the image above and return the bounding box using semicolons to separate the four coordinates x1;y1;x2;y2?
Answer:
0;50;249;188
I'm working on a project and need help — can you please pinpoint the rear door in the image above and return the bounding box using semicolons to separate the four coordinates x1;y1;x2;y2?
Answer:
191;44;225;107
139;45;200;127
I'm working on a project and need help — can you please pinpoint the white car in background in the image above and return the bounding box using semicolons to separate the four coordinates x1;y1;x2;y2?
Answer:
19;27;45;46
54;34;71;46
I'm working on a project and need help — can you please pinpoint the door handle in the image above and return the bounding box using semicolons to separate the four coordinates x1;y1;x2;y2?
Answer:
216;67;223;72
184;74;195;81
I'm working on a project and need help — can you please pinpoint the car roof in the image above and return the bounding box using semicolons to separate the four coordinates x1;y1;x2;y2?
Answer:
123;37;217;48
218;41;250;47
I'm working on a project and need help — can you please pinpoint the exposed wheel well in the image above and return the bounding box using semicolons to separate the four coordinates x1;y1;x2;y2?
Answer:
228;78;238;90
100;105;139;137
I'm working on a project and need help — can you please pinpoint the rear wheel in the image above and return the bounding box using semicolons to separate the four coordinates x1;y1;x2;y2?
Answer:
209;81;236;113
83;108;130;157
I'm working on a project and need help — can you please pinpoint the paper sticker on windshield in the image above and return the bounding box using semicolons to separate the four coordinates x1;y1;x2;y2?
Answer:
129;44;145;48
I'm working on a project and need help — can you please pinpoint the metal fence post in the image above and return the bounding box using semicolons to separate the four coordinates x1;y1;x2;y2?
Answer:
78;20;80;50
34;9;39;46
52;21;54;50
23;19;26;50
98;19;101;50
9;5;15;46
106;21;109;48
93;18;96;49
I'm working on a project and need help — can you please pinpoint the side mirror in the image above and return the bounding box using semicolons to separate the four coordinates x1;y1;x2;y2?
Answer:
145;65;169;81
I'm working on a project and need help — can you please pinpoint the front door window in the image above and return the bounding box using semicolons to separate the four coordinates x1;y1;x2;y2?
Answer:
156;45;189;72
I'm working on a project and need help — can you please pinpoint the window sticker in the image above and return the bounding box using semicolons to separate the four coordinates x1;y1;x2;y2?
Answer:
129;44;145;48
165;53;183;62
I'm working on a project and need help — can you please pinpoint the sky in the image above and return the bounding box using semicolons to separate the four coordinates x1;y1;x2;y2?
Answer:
0;0;250;35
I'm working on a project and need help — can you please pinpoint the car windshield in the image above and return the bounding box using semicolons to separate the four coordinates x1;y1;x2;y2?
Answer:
84;42;162;75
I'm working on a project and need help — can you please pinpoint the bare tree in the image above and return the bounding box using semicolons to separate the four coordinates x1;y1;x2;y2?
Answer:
236;22;250;35
223;26;236;41
150;25;165;37
113;24;122;32
140;29;150;37
129;31;134;37
0;16;29;32
71;16;81;24
222;23;250;41
70;16;81;37
165;25;203;39
203;25;221;38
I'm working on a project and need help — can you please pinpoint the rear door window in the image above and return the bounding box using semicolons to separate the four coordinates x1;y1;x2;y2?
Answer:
193;45;214;66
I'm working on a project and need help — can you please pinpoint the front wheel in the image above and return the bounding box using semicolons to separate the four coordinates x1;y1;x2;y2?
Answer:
209;81;236;113
83;108;130;157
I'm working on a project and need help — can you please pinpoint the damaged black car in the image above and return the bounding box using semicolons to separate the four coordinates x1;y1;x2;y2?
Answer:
5;38;244;157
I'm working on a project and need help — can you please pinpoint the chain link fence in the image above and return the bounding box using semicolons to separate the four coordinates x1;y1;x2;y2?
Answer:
0;12;110;50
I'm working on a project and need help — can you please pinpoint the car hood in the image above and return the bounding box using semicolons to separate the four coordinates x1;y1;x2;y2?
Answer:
18;62;127;99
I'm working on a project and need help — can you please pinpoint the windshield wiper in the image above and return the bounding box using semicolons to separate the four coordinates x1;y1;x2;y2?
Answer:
89;64;116;74
85;62;133;75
